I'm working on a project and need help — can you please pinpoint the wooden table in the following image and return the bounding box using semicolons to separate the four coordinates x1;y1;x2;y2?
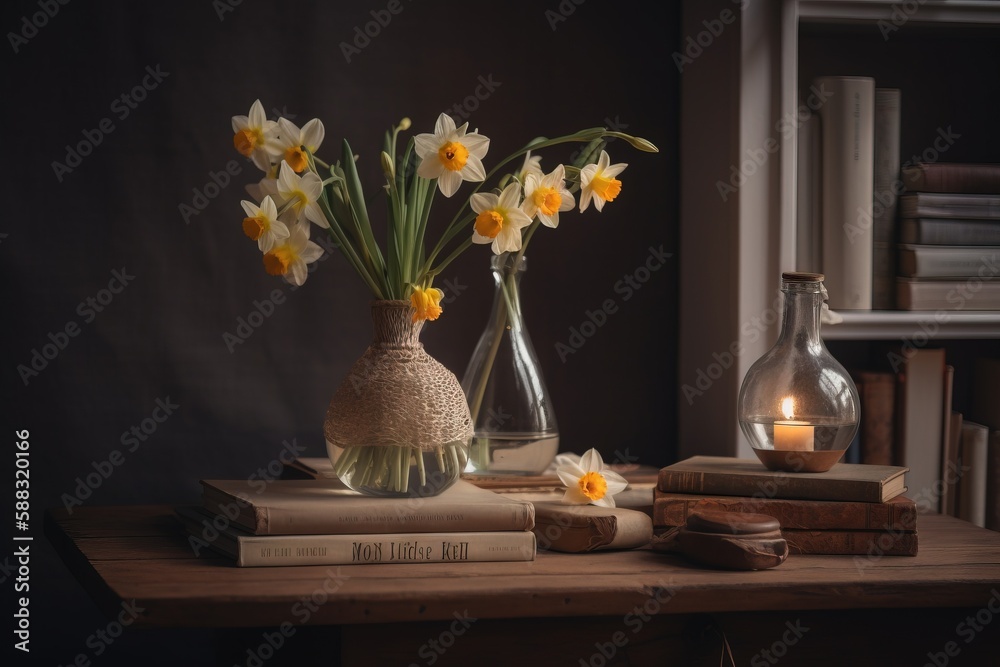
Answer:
46;506;1000;666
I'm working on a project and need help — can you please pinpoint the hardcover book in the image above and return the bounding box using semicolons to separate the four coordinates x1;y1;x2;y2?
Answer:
902;162;1000;194
898;245;1000;278
201;479;535;535
854;370;895;466
782;528;917;556
872;88;901;309
532;503;653;553
899;218;1000;246
896;278;1000;311
958;421;989;528
899;192;1000;220
656;456;907;503
816;75;875;310
178;507;536;567
895;348;946;513
652;491;917;531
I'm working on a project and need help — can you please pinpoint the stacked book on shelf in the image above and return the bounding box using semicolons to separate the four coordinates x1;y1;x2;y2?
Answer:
897;163;1000;311
851;351;1000;530
179;478;537;567
654;456;917;556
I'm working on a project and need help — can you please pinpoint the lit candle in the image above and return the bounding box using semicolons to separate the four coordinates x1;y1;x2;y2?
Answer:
773;397;814;451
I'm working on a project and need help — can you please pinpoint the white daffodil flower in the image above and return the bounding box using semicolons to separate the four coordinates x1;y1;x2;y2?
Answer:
522;164;575;229
262;223;325;286
276;161;327;228
240;196;290;253
556;448;629;508
270;117;326;173
414;113;490;197
470;182;533;254
579;150;627;213
232;99;278;171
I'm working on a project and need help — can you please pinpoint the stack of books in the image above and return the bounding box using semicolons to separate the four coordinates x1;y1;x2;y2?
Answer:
654;456;918;556
896;163;1000;311
179;478;537;567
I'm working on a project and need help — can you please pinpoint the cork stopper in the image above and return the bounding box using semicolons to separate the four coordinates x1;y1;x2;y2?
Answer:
781;272;824;282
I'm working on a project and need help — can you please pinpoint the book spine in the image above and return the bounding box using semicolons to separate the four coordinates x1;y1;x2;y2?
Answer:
253;503;535;535
898;245;1000;278
872;89;900;310
817;76;875;309
987;431;1000;532
900;219;1000;246
901;194;1000;220
796;106;822;272
652;494;916;531
896;279;1000;311
655;470;886;503
856;371;895;466
782;529;918;556
958;422;989;528
902;164;1000;194
236;531;536;567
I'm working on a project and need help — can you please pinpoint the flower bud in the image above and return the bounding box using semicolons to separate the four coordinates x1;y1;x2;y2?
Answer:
380;151;395;179
398;117;411;131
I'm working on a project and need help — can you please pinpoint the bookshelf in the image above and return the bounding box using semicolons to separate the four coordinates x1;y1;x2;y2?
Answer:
678;0;1000;460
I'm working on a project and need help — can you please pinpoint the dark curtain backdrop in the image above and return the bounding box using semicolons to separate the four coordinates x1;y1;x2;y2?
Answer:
3;0;679;664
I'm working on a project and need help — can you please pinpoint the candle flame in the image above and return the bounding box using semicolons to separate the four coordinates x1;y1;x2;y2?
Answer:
781;397;795;420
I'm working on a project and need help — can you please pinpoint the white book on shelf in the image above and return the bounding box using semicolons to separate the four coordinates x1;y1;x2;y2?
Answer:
958;421;989;528
895;348;946;513
797;107;822;272
816;76;875;310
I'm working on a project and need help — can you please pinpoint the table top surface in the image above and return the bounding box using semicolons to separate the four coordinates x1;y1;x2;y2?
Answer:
45;505;1000;629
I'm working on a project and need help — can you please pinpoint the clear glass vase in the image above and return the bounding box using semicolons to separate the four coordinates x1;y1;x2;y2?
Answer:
461;253;559;475
737;272;860;473
324;301;472;497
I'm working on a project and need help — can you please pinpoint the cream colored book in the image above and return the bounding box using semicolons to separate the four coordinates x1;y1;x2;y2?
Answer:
178;507;535;567
201;479;535;535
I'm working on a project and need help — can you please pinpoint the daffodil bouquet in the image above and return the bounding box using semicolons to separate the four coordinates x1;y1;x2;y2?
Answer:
231;101;657;316
231;101;656;494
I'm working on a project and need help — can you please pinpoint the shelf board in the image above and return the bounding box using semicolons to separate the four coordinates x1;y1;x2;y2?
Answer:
822;310;1000;339
798;0;1000;25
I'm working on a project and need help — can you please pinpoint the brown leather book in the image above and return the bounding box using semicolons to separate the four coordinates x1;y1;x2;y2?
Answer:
902;162;1000;194
783;528;917;556
532;503;652;553
854;370;895;466
657;456;908;503
653;491;917;531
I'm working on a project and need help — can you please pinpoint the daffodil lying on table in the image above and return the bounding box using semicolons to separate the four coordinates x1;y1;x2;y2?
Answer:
556;449;629;508
230;101;658;323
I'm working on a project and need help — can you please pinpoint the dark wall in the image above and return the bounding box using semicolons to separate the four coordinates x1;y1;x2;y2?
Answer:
3;0;678;664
